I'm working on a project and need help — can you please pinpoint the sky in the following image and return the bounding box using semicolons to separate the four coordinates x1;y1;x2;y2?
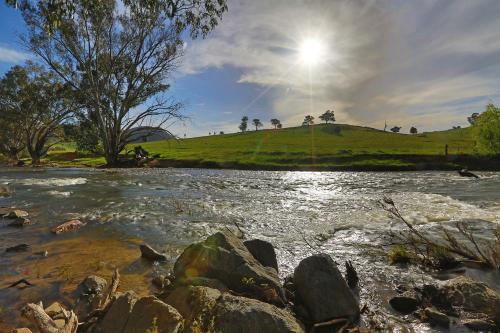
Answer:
1;0;500;137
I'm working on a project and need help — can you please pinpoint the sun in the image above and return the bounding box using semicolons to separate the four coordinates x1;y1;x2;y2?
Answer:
298;38;325;66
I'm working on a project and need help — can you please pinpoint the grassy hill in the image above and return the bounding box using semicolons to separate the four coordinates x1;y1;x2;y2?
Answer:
45;123;500;170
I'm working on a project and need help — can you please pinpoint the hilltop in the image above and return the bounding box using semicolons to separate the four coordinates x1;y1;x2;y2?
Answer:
45;123;500;171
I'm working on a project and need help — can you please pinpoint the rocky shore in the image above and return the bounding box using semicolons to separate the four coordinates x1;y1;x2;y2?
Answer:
8;230;500;333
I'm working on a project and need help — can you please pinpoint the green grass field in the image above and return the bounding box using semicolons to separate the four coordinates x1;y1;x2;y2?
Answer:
43;123;497;170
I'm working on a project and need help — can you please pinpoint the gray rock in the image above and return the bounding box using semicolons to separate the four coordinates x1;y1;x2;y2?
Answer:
44;302;65;318
244;239;279;273
165;286;305;333
152;275;166;289
293;253;359;323
173;231;283;304
8;217;31;227
442;276;500;321
73;275;108;319
424;307;450;327
97;291;138;333
6;244;30;253
123;296;183;333
140;244;167;261
3;209;28;218
463;319;497;332
174;276;229;292
389;296;420;314
0;186;11;197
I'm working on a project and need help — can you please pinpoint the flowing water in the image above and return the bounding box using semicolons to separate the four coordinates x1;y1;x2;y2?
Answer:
0;168;499;331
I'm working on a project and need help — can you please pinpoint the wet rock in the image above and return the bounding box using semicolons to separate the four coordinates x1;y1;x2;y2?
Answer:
0;186;11;197
173;231;283;304
97;291;138;333
152;275;166;289
44;302;65;318
51;219;86;234
74;275;108;319
293;253;359;323
5;244;30;253
424;307;450;327
389;296;420;314
10;329;33;333
8;217;31;227
140;244;167;261
165;286;305;333
123;296;183;333
442;276;500;320
174;276;229;292
458;169;479;178
463;318;497;332
243;239;279;272
3;209;29;218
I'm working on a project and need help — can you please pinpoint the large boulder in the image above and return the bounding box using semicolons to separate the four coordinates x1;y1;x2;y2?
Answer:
244;239;279;273
173;231;283;304
293;254;359;323
441;276;500;321
165;286;305;333
73;275;108;319
123;296;183;333
97;291;138;333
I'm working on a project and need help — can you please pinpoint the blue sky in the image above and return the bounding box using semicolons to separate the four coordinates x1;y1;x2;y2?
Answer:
1;0;500;137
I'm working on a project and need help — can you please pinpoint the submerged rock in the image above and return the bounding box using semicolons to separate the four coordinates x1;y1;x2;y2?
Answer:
74;275;108;319
8;217;31;227
3;209;29;218
97;291;138;333
122;296;183;333
463;318;497;332
165;286;305;333
424;307;450;327
51;219;86;234
10;329;33;333
243;239;279;273
173;231;283;305
140;244;167;261
5;244;30;253
293;253;359;323
0;186;11;197
389;296;420;314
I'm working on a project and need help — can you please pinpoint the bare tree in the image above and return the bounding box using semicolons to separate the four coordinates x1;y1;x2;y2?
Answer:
20;0;226;165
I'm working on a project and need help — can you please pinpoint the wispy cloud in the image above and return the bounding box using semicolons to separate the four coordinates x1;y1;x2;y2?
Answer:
0;45;30;63
181;0;500;132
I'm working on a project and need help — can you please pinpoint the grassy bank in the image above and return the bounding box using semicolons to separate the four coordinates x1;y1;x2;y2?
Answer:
39;124;500;171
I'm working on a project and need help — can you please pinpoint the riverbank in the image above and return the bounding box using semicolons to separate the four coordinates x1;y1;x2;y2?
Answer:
14;124;500;171
6;229;500;333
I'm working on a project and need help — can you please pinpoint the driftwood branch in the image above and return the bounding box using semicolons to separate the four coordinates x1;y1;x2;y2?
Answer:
22;302;78;333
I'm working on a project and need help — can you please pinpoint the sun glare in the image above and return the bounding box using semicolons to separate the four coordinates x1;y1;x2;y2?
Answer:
299;38;325;66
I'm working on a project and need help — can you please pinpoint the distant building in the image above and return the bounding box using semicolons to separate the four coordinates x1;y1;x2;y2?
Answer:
126;126;174;143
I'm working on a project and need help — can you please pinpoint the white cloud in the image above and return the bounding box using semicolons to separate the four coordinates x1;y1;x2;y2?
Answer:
180;0;500;132
0;45;30;63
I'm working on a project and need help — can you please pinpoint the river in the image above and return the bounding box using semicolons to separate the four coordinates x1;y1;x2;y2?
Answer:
1;168;499;331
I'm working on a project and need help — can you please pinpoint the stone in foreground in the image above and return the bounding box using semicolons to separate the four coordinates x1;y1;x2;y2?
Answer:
51;219;86;234
123;296;183;333
73;275;108;319
166;286;305;333
97;291;138;333
140;244;167;261
389;296;420;314
294;253;359;323
424;307;450;327
173;231;282;303
244;239;279;273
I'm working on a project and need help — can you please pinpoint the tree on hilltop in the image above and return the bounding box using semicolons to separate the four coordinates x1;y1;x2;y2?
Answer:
390;126;401;133
319;110;335;124
302;115;314;126
270;118;281;129
253;118;263;131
